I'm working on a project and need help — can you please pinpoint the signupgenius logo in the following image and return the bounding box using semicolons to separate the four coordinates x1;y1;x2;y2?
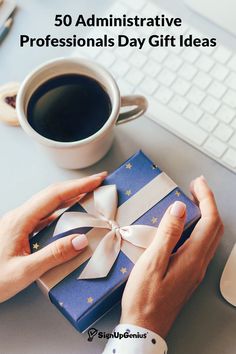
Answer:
87;328;148;342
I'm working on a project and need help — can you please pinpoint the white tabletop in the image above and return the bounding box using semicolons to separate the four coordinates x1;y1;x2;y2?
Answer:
0;1;235;353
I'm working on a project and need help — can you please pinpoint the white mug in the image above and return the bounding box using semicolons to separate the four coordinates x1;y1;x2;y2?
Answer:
16;57;148;169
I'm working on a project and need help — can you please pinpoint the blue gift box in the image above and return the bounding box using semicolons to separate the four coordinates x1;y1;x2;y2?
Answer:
30;151;200;332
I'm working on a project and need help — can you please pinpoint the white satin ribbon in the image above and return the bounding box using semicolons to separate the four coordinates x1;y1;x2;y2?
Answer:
54;185;158;279
38;172;177;292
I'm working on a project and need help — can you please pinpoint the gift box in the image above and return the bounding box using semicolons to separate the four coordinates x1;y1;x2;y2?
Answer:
30;151;200;332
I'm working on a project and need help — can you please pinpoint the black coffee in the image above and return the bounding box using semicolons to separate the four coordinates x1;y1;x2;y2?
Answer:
27;74;112;142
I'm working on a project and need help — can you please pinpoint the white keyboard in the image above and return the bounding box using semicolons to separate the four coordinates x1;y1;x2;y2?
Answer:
73;0;236;173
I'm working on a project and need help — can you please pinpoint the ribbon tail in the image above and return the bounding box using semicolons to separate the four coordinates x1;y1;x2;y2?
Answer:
78;230;121;280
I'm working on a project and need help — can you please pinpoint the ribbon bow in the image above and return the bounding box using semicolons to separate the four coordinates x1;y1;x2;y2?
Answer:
53;185;158;279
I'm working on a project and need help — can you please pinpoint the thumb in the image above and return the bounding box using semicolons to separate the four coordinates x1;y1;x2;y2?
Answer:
25;234;88;279
148;201;186;274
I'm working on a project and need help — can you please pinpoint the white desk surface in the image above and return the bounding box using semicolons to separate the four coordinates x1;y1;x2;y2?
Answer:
0;1;235;353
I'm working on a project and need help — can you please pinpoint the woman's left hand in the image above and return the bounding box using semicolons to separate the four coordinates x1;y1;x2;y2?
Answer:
0;172;107;303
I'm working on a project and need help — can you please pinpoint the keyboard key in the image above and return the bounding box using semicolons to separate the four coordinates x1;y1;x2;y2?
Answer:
168;95;188;113
139;77;158;95
204;136;227;157
142;2;161;16
199;45;216;56
126;68;144;85
187;28;202;39
172;78;191;96
181;48;200;63
225;72;236;91
201;96;221;114
115;46;133;59
97;51;116;67
199;113;218;132
186;86;205;105
213;123;233;142
196;55;214;72
109;2;128;16
150;48;168;63
216;105;235;123
178;63;197;81
129;51;147;68
207;81;227;99
193;71;212;90
141;42;151;54
184;104;203;122
154;86;173;104
210;63;229;81
231;118;236;129
117;78;133;95
223;89;236;108
169;46;183;55
139;23;154;36
79;45;101;59
125;0;145;10
229;134;236;149
111;59;130;77
148;97;208;145
157;69;176;86
227;55;236;72
143;60;162;77
213;46;232;64
164;54;183;71
222;148;236;168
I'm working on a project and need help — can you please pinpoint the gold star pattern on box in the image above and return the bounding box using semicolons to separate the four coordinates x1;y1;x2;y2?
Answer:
125;163;132;169
175;190;181;197
151;217;158;224
87;297;94;304
32;242;40;251
125;189;132;196
120;267;127;274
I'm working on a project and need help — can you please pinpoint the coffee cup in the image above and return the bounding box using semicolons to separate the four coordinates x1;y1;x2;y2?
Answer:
16;57;148;169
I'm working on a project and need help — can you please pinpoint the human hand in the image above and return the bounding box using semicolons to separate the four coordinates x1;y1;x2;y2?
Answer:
0;172;107;303
121;176;224;338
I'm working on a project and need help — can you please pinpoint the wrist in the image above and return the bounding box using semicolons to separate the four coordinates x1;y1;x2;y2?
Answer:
120;313;170;339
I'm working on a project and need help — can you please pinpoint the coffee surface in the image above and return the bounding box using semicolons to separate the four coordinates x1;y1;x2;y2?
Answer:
27;74;112;142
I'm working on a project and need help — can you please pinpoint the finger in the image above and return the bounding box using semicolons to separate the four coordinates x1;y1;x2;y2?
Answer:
33;213;60;233
33;195;83;233
190;176;219;218
20;172;107;233
22;233;88;280
188;176;222;251
146;201;186;275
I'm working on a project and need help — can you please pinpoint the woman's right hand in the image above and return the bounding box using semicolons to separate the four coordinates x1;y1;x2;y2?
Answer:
121;176;224;338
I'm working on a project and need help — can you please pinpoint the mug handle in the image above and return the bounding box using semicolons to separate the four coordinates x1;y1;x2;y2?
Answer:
116;95;148;125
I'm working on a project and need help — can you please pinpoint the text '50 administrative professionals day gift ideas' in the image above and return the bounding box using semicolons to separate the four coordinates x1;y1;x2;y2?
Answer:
30;151;200;332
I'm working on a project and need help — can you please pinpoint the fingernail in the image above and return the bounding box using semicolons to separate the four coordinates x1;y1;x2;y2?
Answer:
170;201;186;218
92;171;108;178
200;175;207;183
72;234;88;251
